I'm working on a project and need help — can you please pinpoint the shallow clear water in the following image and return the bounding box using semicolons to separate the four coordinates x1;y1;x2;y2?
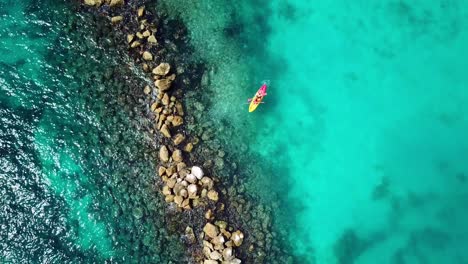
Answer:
160;0;468;263
1;1;183;262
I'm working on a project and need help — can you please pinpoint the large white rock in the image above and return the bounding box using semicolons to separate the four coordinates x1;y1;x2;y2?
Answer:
191;166;204;179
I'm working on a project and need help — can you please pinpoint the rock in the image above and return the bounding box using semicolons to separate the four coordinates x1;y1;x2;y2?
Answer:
205;209;214;220
162;185;172;196
231;231;244;247
127;34;134;43
201;177;214;189
151;102;158;112
215;221;227;230
158;166;166;176
207;190;219;202
174;195;183;206
201;188;208;198
185;173;197;184
191;166;204;179
224;259;241;264
185;142;193;152
173;133;185;145
203;246;212;258
155;78;172;91
143;85;151;95
153;63;171;76
136;32;144;39
179;189;188;198
223;247;234;261
172;149;183;162
160;124;171;138
162;93;169;105
203;260;218;264
111;16;123;24
172;116;183;126
148;35;157;44
165;194;174;203
175;102;184;116
166;178;176;189
137;6;145;17
209;251;222;260
203;240;214;250
84;0;98;6
159;145;169;162
181;198;190;208
203;223;219;239
143;51;153;61
212;235;225;246
130;41;140;48
187;184;198;198
109;0;124;7
176;162;186;171
185;226;196;243
143;30;151;37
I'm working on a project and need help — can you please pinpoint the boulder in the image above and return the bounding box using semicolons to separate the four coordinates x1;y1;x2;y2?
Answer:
187;184;198;198
231;231;244;247
109;0;124;7
174;195;183;206
130;41;140;48
153;63;171;76
203;223;219;239
84;0;98;6
158;166;166;176
143;30;151;37
207;190;219;202
137;6;145;17
176;162;186;171
155;78;172;91
173;133;185;145
143;51;153;61
184;142;193;152
147;35;157;44
165;194;174;203
111;16;123;24
172;149;183;162
222;247;234;261
209;251;222;260
159;145;169;162
162;185;172;196
162;93;169;105
203;260;218;264
191;166;204;179
166;178;176;189
205;209;214;220
143;85;151;95
160;124;171;138
172;115;183;126
201;177;214;189
185;173;197;184
127;34;134;43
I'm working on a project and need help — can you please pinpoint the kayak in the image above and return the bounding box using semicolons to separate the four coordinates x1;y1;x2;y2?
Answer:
248;83;268;112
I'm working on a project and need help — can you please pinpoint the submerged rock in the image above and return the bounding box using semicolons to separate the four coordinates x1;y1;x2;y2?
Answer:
173;133;185;145
185;226;196;244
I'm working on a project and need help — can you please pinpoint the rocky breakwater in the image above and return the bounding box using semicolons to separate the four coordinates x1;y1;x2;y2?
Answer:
82;1;245;263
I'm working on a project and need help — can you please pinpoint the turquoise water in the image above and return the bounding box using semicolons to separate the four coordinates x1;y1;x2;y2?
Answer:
1;1;183;262
2;0;468;263
160;0;468;263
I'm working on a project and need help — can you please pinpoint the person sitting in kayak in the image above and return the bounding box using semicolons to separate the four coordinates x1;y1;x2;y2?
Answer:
247;92;267;103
